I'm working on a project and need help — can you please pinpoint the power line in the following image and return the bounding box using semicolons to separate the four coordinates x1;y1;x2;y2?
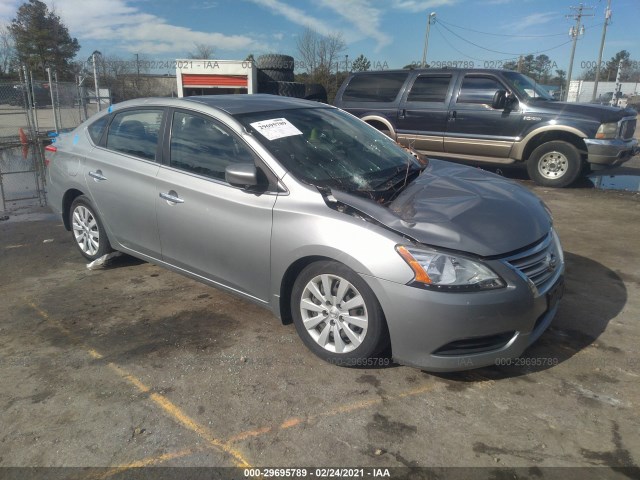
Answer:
433;24;518;63
437;17;603;38
437;20;573;56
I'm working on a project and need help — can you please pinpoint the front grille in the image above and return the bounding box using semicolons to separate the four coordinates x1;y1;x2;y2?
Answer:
506;233;561;292
433;331;516;356
620;118;636;140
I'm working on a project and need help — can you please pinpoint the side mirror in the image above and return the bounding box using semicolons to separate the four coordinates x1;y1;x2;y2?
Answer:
225;163;259;189
491;89;507;109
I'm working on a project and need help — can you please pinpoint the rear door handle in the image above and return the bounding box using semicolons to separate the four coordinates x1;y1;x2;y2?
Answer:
159;191;184;204
448;110;457;122
398;109;406;119
88;170;107;181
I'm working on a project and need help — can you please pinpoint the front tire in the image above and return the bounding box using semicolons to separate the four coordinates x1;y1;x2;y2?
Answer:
526;140;583;188
291;261;389;366
69;195;113;261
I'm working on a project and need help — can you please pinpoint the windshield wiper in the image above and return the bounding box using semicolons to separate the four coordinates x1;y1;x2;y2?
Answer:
371;163;423;191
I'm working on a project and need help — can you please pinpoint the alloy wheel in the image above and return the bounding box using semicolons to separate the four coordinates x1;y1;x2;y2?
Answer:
299;274;368;353
72;205;100;256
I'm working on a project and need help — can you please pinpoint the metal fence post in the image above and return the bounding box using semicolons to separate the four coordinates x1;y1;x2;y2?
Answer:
47;67;60;133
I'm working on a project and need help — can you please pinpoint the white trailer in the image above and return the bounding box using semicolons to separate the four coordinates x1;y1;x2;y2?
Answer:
175;59;257;97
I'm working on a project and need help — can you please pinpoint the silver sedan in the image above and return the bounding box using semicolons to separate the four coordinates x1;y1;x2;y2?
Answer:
46;95;564;371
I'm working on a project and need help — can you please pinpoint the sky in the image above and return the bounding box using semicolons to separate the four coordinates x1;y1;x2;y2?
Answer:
0;0;639;77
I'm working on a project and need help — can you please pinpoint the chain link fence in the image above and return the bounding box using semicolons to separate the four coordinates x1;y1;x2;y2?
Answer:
0;68;106;214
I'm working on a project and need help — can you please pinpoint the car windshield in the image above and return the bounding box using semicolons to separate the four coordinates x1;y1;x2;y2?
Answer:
236;107;421;193
502;71;553;101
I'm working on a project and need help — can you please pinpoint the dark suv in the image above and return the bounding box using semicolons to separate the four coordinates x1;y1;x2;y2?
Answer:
334;69;638;187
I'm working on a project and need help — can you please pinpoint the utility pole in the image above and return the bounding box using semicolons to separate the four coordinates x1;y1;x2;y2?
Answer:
612;59;623;107
421;12;436;68
592;0;612;102
564;4;592;101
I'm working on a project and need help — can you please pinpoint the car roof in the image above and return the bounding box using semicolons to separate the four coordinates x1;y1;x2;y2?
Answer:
348;68;515;75
183;94;328;115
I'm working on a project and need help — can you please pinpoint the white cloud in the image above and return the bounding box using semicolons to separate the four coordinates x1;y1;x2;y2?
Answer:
389;0;458;12
318;0;391;51
518;12;556;29
0;1;19;22
246;0;337;37
42;0;260;55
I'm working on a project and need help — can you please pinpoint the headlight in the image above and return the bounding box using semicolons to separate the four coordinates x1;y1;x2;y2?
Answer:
595;122;618;139
396;245;505;291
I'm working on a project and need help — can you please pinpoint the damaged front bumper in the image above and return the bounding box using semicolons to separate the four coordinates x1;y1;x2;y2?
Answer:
363;248;565;372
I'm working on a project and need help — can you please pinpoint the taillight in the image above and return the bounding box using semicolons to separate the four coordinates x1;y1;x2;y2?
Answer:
44;144;57;166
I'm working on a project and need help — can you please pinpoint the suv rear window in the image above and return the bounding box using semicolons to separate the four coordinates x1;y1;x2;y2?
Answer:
342;73;408;102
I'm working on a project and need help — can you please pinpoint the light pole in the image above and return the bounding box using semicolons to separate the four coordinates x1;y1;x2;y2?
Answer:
421;12;436;68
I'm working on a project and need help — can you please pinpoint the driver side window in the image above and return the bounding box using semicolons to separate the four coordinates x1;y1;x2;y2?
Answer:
169;112;255;181
457;76;505;106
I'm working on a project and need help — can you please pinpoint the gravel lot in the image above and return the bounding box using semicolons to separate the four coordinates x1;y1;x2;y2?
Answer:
0;159;639;478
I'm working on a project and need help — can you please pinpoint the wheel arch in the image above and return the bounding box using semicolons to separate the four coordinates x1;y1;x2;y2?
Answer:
61;188;85;231
278;255;334;325
515;127;588;162
360;115;396;139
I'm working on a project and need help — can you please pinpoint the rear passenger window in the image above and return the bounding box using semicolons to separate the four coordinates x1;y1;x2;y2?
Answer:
342;73;408;102
87;115;109;144
169;111;254;181
457;76;504;105
105;109;164;160
407;75;452;102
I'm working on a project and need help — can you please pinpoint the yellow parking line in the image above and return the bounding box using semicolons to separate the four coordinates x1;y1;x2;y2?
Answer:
88;446;203;480
26;300;252;468
226;382;441;444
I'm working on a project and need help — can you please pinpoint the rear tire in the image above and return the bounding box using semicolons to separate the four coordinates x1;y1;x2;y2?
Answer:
291;261;389;366
526;140;583;188
258;69;295;83
69;195;113;261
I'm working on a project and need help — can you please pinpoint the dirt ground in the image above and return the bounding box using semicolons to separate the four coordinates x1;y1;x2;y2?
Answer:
0;161;639;478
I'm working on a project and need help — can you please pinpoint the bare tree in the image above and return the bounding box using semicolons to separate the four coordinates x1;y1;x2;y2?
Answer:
188;43;215;59
0;24;16;76
296;27;346;80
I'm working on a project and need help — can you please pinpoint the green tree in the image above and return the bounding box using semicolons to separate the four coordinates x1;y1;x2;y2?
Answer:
9;0;80;80
580;50;639;81
531;54;552;83
351;54;371;72
552;69;566;87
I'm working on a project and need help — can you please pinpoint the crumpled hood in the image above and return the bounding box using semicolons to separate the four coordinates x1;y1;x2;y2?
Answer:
332;160;551;257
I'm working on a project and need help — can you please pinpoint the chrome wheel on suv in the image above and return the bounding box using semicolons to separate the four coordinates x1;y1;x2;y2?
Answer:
537;151;569;180
527;140;583;188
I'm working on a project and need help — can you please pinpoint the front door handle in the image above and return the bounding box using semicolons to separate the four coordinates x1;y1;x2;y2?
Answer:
159;191;184;204
88;170;107;181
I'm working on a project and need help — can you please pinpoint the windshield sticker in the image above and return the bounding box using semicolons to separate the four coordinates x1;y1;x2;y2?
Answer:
250;118;302;141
